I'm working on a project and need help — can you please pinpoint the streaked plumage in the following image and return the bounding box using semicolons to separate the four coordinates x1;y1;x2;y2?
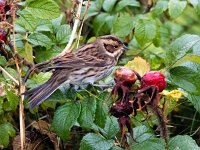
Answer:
24;35;127;109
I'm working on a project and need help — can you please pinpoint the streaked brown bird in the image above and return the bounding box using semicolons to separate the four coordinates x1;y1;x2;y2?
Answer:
24;35;127;109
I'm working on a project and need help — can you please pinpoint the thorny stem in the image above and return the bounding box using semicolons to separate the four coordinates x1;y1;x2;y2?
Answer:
150;105;169;150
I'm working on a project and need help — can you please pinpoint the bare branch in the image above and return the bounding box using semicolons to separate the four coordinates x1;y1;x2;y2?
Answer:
0;66;19;86
58;0;83;56
11;8;26;150
73;0;90;50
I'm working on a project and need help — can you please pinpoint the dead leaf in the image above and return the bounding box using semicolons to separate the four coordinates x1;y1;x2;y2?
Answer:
32;120;59;150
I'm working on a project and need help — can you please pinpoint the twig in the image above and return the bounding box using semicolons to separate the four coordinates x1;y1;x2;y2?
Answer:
73;0;90;49
190;126;200;136
11;8;26;150
0;66;19;86
58;0;83;56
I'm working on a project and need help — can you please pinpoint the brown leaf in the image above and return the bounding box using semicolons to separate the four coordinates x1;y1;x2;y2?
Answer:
32;120;51;135
13;132;42;150
32;120;60;150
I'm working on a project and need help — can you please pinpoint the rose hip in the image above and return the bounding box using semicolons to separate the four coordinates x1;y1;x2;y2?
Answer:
0;28;7;43
141;71;166;92
114;67;137;85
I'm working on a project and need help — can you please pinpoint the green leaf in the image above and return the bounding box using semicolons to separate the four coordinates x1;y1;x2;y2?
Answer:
84;2;99;19
169;135;200;150
52;102;81;140
46;90;66;103
26;72;52;88
95;99;107;128
16;10;40;31
2;68;18;82
169;62;200;94
95;0;104;10
15;24;26;32
18;42;34;64
168;0;187;19
36;22;53;32
78;97;96;128
135;19;157;46
80;133;114;150
27;32;53;49
187;94;200;112
156;25;170;47
25;0;60;20
110;146;124;150
56;24;71;44
115;0;140;11
103;0;117;12
4;88;19;111
153;0;168;15
189;0;200;15
34;48;60;63
0;55;7;65
51;15;63;30
131;138;165;150
134;125;155;143
0;123;16;148
101;117;119;139
112;13;134;37
93;13;109;35
166;34;200;66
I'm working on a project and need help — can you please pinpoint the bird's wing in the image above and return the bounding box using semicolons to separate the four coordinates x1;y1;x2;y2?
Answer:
41;54;107;71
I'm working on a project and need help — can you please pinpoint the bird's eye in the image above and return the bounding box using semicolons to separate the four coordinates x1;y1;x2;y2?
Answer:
114;45;119;49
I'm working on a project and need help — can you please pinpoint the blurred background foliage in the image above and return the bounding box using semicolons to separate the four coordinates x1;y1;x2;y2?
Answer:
0;0;200;149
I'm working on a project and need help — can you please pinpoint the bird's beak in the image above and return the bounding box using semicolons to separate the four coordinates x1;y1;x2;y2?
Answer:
123;45;129;50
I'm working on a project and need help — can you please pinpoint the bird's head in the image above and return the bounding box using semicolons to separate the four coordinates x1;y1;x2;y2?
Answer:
97;35;128;60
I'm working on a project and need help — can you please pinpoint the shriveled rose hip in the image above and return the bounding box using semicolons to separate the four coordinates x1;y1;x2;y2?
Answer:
114;67;137;84
110;101;133;118
0;0;6;13
141;71;166;92
0;28;7;43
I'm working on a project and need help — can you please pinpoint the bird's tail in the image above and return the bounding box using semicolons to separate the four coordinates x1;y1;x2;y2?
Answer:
25;73;66;109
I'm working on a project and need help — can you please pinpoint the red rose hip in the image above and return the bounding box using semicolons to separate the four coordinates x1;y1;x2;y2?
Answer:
141;71;166;92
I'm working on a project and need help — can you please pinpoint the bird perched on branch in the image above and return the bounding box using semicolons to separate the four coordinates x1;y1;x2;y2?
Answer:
24;35;128;109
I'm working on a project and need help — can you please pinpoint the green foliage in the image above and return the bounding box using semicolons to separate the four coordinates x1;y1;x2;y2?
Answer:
24;0;60;19
1;0;200;149
169;135;200;150
100;116;119;139
131;138;166;150
168;0;187;19
80;133;114;150
0;123;16;148
135;19;157;46
52;102;81;140
112;13;134;37
78;97;96;128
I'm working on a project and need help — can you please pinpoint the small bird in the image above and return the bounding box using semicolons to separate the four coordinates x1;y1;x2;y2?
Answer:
25;35;127;109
